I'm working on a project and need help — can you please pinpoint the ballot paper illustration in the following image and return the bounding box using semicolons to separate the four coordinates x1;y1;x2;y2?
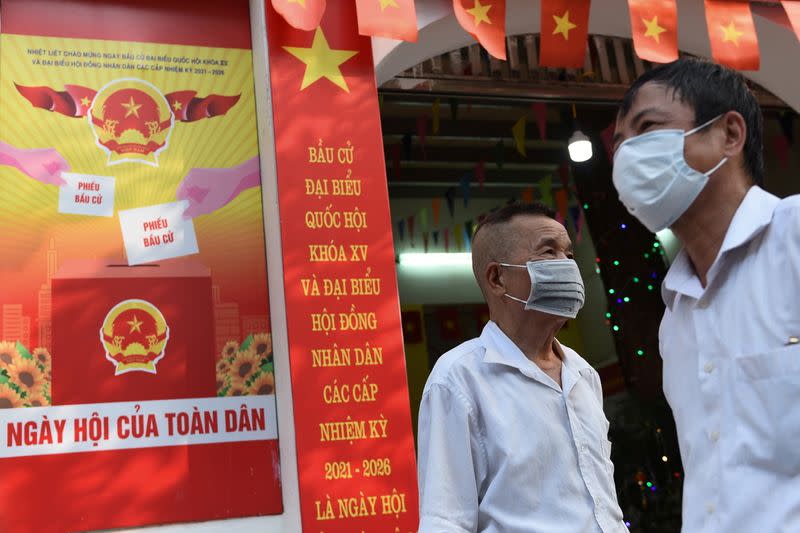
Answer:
118;200;199;265
58;172;115;217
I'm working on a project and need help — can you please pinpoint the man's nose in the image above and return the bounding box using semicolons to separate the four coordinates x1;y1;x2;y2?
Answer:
555;251;570;260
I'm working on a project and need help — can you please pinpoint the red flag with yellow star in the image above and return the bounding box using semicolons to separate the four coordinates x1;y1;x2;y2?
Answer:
540;0;591;67
628;0;678;63
271;0;327;31
453;0;507;60
704;0;760;70
782;0;800;43
356;0;418;42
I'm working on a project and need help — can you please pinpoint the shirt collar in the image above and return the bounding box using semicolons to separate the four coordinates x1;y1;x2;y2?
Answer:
662;186;779;309
480;321;592;393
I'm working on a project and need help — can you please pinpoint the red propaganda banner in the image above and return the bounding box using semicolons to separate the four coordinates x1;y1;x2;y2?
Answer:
265;1;419;532
704;0;760;70
0;1;281;531
627;0;678;63
539;0;591;68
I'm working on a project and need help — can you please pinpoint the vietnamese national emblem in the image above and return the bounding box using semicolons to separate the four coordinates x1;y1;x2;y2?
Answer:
100;299;170;375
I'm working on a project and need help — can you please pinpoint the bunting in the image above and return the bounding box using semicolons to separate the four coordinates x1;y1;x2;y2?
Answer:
271;0;326;31
454;224;464;251
423;232;430;252
431;198;442;226
555;189;569;219
460;174;472;207
355;0;418;42
432;231;440;245
445;187;456;218
453;0;507;60
540;0;591;68
628;0;678;63
704;0;760;70
419;207;429;232
532;102;547;140
539;175;554;207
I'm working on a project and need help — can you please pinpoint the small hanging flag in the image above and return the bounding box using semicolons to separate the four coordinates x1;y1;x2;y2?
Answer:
558;161;571;190
465;219;475;240
433;231;440;245
628;0;679;63
271;0;326;31
773;135;791;167
555;188;569;219
432;198;442;226
402;132;413;160
539;175;553;207
454;224;464;251
704;0;760;70
782;1;800;43
444;228;451;252
475;159;486;189
355;0;418;42
512;116;527;157
407;215;415;246
540;0;591;67
453;0;508;60
521;186;534;204
532;102;547;140
463;223;473;252
494;139;505;168
432;98;441;135
445;187;456;218
417;116;428;159
419;207;429;232
423;231;430;252
397;219;405;241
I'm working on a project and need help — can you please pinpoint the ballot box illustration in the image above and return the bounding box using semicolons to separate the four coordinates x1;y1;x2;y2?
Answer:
52;260;216;404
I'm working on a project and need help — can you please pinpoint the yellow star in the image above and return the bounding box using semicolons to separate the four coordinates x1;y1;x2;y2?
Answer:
642;15;666;43
80;96;91;107
287;0;306;7
284;27;359;92
379;0;399;10
552;10;577;40
721;21;743;46
466;0;492;26
127;315;144;333
121;96;142;118
172;101;183;111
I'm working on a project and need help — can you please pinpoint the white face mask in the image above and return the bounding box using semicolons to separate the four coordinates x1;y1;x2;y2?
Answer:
612;114;728;233
500;259;585;319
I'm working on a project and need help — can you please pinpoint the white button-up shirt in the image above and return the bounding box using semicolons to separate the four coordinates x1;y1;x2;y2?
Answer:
417;321;627;533
660;186;800;532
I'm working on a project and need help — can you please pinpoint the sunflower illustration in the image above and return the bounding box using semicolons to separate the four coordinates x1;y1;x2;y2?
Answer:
227;384;246;397
216;358;231;375
32;348;51;370
25;390;48;407
8;359;46;396
0;383;23;409
252;333;272;361
215;371;229;394
0;341;21;368
230;347;260;387
221;341;239;360
249;372;275;396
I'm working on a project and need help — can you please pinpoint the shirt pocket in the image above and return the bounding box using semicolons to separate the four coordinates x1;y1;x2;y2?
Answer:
733;344;800;475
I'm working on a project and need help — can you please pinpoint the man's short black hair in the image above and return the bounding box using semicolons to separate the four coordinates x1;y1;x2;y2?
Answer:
619;57;764;186
472;201;555;241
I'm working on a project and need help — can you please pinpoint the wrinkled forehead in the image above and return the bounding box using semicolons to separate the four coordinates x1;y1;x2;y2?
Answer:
507;216;571;252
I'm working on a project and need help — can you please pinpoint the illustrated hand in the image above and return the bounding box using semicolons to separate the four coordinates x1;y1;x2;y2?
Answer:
176;157;261;218
7;147;69;186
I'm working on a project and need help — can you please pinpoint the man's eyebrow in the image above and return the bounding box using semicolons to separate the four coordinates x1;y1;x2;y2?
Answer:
534;236;561;249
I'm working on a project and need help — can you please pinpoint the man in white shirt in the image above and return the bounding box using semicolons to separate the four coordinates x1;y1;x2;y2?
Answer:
417;203;627;533
612;57;800;532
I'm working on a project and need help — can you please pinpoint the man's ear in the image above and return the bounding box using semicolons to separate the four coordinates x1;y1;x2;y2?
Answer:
721;111;746;160
485;262;506;296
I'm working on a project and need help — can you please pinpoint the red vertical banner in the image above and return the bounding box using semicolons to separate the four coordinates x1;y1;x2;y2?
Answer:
265;2;419;533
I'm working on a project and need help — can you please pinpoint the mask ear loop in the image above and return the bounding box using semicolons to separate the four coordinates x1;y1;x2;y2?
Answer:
684;113;725;137
498;263;531;306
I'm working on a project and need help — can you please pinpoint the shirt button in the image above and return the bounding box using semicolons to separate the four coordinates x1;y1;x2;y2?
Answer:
706;503;716;514
704;362;715;373
710;431;720;443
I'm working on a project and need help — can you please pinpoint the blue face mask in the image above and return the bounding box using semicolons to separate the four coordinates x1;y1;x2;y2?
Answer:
500;259;585;319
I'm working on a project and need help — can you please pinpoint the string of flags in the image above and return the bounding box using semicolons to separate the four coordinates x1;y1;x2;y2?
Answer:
271;0;800;71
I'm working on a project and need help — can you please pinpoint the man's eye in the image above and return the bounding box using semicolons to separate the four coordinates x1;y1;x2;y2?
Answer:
640;120;657;132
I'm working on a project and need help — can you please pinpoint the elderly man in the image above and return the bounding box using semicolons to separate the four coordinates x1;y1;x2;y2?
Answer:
612;57;800;532
417;203;627;533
